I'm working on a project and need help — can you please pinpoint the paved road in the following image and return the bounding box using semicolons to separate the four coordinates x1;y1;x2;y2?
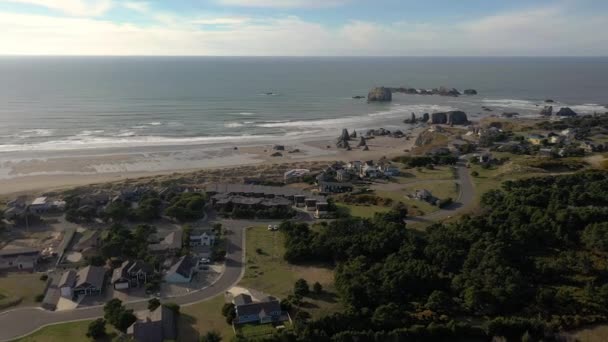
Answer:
405;159;475;225
0;219;252;342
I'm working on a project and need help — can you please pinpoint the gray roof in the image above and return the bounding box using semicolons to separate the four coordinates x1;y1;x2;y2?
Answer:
235;297;281;318
150;230;183;251
128;305;176;342
167;255;197;279
59;270;77;288
75;265;105;289
0;248;40;258
234;293;253;306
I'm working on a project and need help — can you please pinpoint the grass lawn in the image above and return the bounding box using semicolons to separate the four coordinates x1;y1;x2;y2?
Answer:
395;166;454;182
0;273;46;311
178;295;235;342
335;203;390;218
13;320;117;342
178;226;342;341
236;322;292;339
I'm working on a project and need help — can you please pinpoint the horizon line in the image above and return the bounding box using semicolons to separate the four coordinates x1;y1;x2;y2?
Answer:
0;55;607;58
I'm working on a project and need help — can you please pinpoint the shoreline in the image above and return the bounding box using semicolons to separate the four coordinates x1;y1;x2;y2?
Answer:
0;127;424;196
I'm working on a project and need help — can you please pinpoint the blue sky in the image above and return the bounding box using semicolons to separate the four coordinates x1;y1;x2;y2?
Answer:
0;0;606;55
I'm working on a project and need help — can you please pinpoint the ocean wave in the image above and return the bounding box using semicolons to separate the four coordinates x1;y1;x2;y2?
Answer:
116;130;136;137
235;112;255;116
148;122;162;126
76;130;105;136
14;129;55;138
256;104;454;129
224;122;245;128
0;134;278;153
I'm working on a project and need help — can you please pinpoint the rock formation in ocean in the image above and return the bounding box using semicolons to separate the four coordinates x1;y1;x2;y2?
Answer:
404;113;416;124
270;152;283;157
464;89;478;95
362;145;369;151
540;106;553;116
350;130;357;138
502;112;519;118
421;113;430;122
431;111;468;125
338;128;350;141
352;96;365;99
545;99;554;103
367;87;392;102
357;136;367;147
556;107;577;116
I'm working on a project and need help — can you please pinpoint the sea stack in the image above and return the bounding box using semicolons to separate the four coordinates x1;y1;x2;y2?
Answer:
540;106;553;116
555;107;577;116
357;136;367;147
367;87;392;102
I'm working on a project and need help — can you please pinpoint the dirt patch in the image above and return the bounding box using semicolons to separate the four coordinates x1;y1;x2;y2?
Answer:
290;265;334;286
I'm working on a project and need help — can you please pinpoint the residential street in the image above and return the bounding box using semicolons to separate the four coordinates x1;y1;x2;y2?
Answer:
0;218;252;342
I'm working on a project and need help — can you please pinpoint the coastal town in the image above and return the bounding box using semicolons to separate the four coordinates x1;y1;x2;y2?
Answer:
1;86;608;342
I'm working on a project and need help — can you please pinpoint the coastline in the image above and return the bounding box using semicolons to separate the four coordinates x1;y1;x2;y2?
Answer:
0;128;424;196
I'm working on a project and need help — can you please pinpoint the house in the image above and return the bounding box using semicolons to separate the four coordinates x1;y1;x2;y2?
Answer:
59;265;105;299
0;248;40;271
190;231;216;247
346;161;362;173
283;169;310;183
318;181;353;194
527;134;545;145
127;305;177;342
305;198;317;211
314;201;329;219
29;197;50;214
413;189;439;205
579;141;595;153
360;161;380;178
149;231;183;256
111;260;154;290
164;255;198;283
336;169;352;182
233;294;284;325
380;164;400;177
549;135;565;145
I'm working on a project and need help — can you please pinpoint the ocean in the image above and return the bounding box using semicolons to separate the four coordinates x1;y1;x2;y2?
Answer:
0;57;607;157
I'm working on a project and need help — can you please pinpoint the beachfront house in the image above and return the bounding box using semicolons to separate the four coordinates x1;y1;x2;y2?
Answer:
283;169;310;183
0;248;40;271
59;265;105;299
29;197;50;214
233;294;284;325
127;305;177;342
164;255;198;283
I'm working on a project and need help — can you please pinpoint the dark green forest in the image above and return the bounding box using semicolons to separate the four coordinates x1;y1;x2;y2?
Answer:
262;171;608;341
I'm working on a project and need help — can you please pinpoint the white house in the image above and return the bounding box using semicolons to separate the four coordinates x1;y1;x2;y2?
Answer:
59;266;105;299
189;231;216;247
0;248;39;271
360;164;380;178
346;161;362;172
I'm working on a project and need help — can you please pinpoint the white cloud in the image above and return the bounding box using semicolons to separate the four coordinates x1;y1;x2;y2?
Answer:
2;0;113;16
0;4;606;56
122;1;149;13
216;0;349;9
192;17;251;25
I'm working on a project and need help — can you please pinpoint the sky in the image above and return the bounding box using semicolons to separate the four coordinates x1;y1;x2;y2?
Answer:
0;0;606;56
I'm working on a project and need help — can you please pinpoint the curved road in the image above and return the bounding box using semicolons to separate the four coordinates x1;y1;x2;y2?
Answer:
0;219;251;342
405;159;475;225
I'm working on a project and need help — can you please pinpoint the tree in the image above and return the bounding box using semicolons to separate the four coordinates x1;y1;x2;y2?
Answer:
313;282;323;295
148;298;161;311
221;303;236;324
115;310;137;332
163;302;181;316
86;318;106;340
294;278;310;297
200;330;222;342
103;298;124;326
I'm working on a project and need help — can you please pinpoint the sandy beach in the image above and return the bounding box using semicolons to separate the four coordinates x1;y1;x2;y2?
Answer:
0;128;423;196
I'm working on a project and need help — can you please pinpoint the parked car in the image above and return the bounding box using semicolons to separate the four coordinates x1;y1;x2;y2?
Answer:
200;257;210;264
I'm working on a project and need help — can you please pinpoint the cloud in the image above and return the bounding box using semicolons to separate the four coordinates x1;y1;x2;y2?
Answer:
192;17;251;25
215;0;349;9
2;0;113;16
0;4;606;56
122;1;149;13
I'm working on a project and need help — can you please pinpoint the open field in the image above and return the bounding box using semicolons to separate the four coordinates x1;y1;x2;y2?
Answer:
178;295;235;342
13;320;117;342
335;203;389;218
0;273;46;311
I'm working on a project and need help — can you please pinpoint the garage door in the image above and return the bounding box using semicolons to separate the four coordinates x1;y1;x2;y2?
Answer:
115;282;129;290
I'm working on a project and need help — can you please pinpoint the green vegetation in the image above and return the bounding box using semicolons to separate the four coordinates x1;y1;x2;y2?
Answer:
86;319;107;340
165;192;206;222
178;295;235;341
273;171;608;341
103;299;136;333
0;273;46;310
13;320;117;342
101;224;156;262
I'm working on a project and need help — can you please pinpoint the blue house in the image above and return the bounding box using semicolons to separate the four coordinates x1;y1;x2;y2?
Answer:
233;294;284;324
